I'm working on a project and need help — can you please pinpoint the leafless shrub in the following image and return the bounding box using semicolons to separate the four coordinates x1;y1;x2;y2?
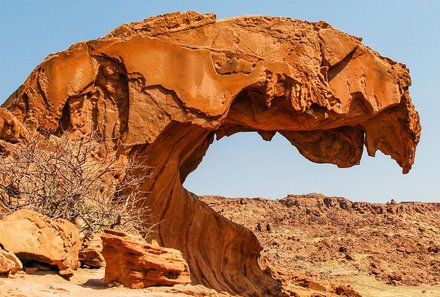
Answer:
0;132;152;239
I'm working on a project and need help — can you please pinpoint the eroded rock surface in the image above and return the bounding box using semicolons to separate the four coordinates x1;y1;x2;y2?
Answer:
79;232;105;268
0;11;421;296
0;248;22;275
0;209;80;277
101;229;191;288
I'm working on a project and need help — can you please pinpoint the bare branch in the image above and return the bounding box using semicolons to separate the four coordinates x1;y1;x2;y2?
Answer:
0;132;152;239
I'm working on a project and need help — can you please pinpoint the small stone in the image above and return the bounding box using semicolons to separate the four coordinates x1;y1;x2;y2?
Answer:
266;224;271;232
34;263;52;271
345;253;354;261
59;268;74;279
256;223;262;232
25;267;38;274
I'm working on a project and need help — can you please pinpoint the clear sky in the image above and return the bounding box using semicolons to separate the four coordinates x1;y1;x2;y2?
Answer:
1;1;439;202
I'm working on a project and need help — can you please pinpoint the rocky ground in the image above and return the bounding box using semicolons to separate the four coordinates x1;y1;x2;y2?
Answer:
2;193;440;297
201;194;440;296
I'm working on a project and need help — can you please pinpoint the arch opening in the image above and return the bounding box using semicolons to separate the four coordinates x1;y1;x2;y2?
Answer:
129;84;370;296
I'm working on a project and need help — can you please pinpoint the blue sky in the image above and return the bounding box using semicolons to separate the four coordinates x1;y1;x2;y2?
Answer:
1;1;439;202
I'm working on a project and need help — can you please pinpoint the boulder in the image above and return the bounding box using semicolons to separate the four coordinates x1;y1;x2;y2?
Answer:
0;209;80;277
79;232;105;268
0;248;22;275
101;229;191;288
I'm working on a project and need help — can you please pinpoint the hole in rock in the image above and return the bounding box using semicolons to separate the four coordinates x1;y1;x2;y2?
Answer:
184;131;405;202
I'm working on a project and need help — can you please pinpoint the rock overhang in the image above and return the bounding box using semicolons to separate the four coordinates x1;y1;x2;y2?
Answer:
2;11;420;173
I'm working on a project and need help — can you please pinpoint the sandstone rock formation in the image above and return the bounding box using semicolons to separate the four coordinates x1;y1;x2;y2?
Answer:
0;209;80;277
101;229;191;288
0;11;421;296
0;248;22;275
79;232;106;268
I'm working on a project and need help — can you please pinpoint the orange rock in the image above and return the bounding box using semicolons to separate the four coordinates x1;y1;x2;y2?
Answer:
0;248;22;275
0;108;28;143
79;232;105;268
0;209;80;277
100;229;191;288
0;11;421;296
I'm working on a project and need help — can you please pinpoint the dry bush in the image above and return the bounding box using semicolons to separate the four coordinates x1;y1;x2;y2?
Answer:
0;132;152;239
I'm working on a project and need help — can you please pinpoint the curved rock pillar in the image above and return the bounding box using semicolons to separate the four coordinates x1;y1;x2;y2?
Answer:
133;122;282;295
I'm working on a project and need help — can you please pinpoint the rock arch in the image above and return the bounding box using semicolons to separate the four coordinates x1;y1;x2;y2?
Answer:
1;11;420;296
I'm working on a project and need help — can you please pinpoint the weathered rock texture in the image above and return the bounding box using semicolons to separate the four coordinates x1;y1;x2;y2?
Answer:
0;209;80;276
0;11;421;296
79;232;105;268
0;248;22;275
101;229;191;288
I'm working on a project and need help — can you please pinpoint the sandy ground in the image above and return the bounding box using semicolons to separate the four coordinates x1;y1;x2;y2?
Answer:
319;262;440;297
2;268;439;297
333;274;440;297
0;268;221;297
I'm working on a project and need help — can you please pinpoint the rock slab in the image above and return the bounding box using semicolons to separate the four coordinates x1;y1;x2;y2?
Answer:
101;229;191;288
0;248;22;275
0;209;80;276
79;232;105;268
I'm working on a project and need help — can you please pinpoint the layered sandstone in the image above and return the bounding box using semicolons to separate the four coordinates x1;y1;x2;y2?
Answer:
101;229;191;288
0;11;421;296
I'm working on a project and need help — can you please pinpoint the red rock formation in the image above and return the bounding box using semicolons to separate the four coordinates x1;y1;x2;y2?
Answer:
0;209;80;277
0;11;421;296
100;229;191;288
